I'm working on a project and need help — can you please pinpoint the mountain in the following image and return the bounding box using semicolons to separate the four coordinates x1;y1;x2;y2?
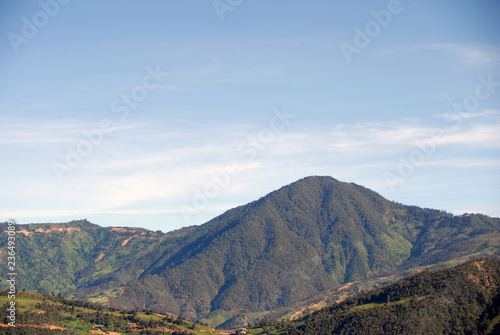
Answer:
279;258;500;335
2;176;499;327
0;219;194;295
111;176;500;324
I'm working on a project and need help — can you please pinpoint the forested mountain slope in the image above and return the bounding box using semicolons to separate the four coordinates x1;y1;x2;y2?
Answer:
111;176;500;324
0;220;196;295
280;258;500;335
2;176;499;327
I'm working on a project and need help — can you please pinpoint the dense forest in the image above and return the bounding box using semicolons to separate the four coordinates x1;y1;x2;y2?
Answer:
270;258;500;335
113;177;500;325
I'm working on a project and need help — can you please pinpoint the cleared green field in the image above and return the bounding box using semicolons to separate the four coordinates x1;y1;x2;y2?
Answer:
0;291;222;334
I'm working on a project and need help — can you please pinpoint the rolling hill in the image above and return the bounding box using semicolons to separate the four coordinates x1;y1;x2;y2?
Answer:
0;290;214;334
279;258;500;335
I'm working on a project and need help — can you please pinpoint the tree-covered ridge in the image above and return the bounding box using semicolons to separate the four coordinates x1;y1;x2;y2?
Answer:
0;219;195;296
1;176;499;328
274;258;500;335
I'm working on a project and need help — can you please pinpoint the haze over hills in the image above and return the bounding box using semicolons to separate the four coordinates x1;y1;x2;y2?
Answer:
2;176;499;328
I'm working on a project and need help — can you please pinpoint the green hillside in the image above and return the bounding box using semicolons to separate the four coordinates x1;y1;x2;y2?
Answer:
2;176;499;328
113;177;500;326
272;258;500;335
0;290;217;334
0;220;197;296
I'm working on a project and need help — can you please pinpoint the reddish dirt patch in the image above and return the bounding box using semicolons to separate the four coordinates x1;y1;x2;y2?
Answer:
122;235;135;246
95;252;106;262
34;227;81;233
110;227;136;233
0;323;65;330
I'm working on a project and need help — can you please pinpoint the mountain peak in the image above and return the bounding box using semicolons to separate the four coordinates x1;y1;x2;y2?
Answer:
284;175;340;187
4;176;499;328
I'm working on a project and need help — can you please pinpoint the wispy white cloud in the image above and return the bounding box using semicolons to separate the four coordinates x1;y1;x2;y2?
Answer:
436;109;498;120
423;157;500;168
0;119;148;146
267;119;500;161
428;43;500;68
438;124;500;147
2;115;499;228
380;43;500;70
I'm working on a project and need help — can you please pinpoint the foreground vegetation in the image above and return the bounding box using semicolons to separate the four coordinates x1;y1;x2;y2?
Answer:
1;258;498;334
258;258;500;334
0;291;218;334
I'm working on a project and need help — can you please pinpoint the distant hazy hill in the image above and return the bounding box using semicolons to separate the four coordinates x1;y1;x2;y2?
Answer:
281;258;500;335
2;176;499;327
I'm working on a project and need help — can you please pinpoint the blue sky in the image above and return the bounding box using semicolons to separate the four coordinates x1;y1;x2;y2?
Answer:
1;0;499;232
